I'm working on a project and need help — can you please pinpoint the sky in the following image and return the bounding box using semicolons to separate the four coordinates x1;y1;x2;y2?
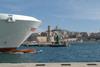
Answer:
0;0;100;32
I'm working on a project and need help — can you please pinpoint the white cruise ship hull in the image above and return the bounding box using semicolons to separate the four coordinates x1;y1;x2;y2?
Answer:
0;13;41;52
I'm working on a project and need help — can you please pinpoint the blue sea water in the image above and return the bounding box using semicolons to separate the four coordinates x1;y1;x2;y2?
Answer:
0;42;100;63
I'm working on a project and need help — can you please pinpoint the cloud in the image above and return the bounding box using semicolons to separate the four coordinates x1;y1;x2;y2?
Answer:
0;0;32;14
52;0;100;20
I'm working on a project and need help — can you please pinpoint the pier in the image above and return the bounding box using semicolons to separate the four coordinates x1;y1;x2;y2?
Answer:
0;62;100;67
23;25;72;47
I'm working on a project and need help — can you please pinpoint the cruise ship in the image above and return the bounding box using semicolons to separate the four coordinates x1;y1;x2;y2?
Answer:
0;13;42;52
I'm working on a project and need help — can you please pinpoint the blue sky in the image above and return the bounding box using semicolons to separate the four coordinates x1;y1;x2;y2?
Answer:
0;0;100;32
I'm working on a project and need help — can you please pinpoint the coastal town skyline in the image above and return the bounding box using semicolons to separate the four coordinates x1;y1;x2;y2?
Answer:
0;0;100;32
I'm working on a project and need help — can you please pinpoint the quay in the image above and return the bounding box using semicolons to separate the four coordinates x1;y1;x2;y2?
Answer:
0;62;100;67
23;26;74;47
22;43;68;47
25;25;100;47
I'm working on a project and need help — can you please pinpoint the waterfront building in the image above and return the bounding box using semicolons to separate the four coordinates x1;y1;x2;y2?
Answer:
37;36;47;43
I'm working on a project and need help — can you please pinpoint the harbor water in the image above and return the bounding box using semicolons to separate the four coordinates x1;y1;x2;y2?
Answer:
0;42;100;63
